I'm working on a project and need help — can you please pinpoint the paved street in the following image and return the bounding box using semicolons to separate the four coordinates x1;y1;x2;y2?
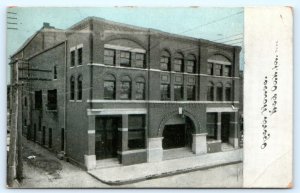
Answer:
20;139;242;188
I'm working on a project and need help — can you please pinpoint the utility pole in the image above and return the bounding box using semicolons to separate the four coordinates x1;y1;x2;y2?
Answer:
7;60;19;187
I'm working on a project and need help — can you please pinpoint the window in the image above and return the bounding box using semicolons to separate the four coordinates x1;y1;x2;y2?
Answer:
70;76;75;100
215;64;222;76
174;53;184;72
104;81;115;100
35;91;42;109
104;49;115;65
77;75;82;100
187;55;196;73
174;85;183;101
207;82;214;101
223;65;231;77
128;115;145;150
160;50;170;71
207;113;217;140
187;85;196;100
135;77;145;100
47;89;57;110
120;51;131;67
225;84;232;101
104;74;116;100
77;48;82;66
70;50;75;67
160;84;170;100
207;63;213;75
216;83;223;101
38;116;42;131
135;53;145;68
120;81;131;99
53;66;57;79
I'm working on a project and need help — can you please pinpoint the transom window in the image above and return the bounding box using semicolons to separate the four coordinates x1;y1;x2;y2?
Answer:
104;49;115;66
120;51;131;67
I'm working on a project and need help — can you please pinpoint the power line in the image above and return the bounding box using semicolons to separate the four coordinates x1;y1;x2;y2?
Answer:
180;11;243;35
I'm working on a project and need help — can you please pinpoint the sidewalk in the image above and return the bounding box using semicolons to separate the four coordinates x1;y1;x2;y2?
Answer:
88;149;243;185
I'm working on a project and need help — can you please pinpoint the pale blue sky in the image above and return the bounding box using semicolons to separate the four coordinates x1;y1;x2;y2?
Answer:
6;7;244;83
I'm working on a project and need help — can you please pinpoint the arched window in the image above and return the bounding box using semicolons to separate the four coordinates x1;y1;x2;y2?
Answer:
120;76;132;100
207;54;232;76
135;77;145;100
53;66;57;79
187;54;196;73
225;83;232;101
70;76;75;100
216;82;223;101
104;74;116;100
77;75;83;100
160;50;171;71
174;52;184;72
207;82;214;101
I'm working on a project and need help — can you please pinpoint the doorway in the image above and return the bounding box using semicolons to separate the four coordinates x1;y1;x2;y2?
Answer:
48;128;52;148
95;116;121;160
42;126;46;146
221;113;231;143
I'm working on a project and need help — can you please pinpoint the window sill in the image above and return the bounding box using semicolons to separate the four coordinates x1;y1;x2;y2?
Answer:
69;100;76;102
77;100;82;102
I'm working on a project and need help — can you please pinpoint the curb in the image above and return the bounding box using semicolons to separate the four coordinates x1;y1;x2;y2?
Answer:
88;160;242;185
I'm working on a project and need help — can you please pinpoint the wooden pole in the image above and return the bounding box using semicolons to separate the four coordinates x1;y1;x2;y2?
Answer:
7;61;19;187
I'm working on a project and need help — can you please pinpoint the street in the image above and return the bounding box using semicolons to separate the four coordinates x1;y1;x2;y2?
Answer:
20;139;242;188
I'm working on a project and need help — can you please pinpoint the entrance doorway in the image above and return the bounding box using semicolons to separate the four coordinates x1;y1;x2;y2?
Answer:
95;116;121;160
162;115;194;149
221;113;231;143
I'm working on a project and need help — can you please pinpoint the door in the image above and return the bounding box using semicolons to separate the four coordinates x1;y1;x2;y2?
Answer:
48;128;52;148
95;116;120;160
221;113;231;142
42;126;46;145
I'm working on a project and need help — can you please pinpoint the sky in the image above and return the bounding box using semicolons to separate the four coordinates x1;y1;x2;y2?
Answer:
6;7;244;83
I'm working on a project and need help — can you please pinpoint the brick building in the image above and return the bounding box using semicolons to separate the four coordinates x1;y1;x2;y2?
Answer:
10;17;242;170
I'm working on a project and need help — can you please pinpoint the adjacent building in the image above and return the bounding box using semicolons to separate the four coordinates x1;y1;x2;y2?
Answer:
10;17;242;170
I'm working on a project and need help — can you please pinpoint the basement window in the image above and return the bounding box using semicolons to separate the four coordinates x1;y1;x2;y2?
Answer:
47;89;57;110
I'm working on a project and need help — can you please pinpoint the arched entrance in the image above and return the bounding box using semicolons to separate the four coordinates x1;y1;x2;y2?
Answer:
162;114;195;150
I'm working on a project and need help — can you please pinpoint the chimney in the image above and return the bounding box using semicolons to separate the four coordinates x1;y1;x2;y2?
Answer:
43;22;51;28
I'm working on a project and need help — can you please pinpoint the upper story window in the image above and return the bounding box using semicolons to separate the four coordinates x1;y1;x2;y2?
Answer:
223;65;231;77
215;64;222;76
104;74;116;100
77;75;82;100
207;82;214;101
70;50;75;67
77;48;83;66
104;49;115;66
174;53;184;72
216;83;223;101
160;84;170;100
120;76;132;100
160;50;171;71
187;85;196;100
53;66;57;80
207;54;232;76
70;76;75;100
174;85;183;101
225;83;232;101
187;55;196;73
120;51;131;67
135;53;145;68
207;63;213;75
47;89;57;110
135;77;145;100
